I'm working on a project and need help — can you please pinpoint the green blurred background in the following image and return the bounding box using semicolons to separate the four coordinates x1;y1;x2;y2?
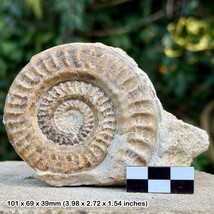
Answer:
0;0;213;173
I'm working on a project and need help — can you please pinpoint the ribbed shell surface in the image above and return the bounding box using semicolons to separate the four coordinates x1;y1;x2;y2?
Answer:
4;43;158;174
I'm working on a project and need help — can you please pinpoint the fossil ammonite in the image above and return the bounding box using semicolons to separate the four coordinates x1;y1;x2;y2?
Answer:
3;43;209;186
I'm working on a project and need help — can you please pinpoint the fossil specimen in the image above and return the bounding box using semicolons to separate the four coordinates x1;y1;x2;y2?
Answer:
3;43;209;186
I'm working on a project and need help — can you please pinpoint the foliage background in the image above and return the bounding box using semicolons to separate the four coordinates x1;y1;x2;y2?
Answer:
0;0;213;173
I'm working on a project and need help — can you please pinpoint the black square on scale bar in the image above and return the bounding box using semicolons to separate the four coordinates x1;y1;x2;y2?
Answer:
148;167;170;180
171;180;194;194
126;179;148;192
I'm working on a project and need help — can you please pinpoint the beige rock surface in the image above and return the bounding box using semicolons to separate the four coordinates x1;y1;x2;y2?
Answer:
3;43;209;186
0;161;213;214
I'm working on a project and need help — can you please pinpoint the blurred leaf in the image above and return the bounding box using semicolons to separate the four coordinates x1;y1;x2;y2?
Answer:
181;0;199;16
140;25;158;44
0;59;7;78
165;17;214;53
25;0;42;19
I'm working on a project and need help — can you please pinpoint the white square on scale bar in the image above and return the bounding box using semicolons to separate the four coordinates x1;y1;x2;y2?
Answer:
126;166;148;179
171;167;194;180
148;180;170;193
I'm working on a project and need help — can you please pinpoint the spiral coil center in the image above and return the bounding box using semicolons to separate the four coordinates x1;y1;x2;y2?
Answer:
37;81;116;147
58;109;84;134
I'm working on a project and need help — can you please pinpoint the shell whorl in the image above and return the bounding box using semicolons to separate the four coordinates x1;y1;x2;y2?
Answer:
4;43;158;174
37;81;115;147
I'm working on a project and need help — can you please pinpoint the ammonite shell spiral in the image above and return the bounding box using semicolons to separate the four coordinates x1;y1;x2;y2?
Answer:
3;43;209;186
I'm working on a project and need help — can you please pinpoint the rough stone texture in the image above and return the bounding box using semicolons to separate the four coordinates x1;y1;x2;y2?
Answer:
3;43;209;186
0;161;213;214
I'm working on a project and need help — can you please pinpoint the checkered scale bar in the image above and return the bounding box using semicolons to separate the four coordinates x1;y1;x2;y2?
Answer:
126;166;194;194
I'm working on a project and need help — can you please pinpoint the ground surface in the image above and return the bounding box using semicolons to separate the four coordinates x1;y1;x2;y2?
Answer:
0;161;213;213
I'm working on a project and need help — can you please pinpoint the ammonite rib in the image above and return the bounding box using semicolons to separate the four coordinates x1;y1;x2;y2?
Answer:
4;43;158;174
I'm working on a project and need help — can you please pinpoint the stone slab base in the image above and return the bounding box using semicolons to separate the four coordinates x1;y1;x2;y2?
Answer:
0;161;213;213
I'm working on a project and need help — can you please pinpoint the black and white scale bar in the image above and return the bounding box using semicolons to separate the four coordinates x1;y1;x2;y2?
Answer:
126;166;194;194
